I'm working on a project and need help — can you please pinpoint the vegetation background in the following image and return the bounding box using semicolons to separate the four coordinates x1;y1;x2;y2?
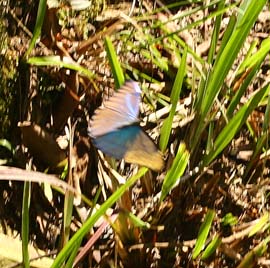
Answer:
0;0;269;267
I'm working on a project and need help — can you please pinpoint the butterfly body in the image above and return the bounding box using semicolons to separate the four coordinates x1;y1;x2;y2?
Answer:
89;81;164;171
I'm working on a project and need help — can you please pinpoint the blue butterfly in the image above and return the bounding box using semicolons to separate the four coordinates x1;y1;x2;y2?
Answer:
88;80;164;171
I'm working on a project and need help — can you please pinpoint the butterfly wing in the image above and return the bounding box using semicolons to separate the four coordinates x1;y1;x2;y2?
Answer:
93;125;164;171
89;81;141;137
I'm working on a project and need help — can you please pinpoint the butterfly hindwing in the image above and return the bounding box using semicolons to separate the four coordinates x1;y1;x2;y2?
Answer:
93;125;140;159
93;125;164;171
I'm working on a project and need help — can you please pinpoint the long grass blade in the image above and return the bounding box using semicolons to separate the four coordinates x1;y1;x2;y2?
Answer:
203;85;269;166
24;0;47;58
191;0;267;150
104;36;125;89
27;56;95;79
192;209;215;259
160;143;189;202
51;167;148;267
22;181;31;268
159;46;187;152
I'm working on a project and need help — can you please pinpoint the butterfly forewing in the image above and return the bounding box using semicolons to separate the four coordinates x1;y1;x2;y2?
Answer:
105;81;141;118
89;81;141;137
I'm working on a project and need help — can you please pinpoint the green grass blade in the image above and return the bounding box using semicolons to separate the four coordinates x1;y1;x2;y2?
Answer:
51;167;148;267
24;0;47;58
128;212;150;229
104;36;125;89
244;84;270;176
27;56;95;79
214;14;236;64
65;243;81;268
207;0;225;64
160;143;189;202
236;236;270;268
221;213;238;227
0;139;13;153
227;37;270;119
248;213;269;237
154;2;238;46
22;181;31;268
200;0;267;119
62;190;74;247
159;46;187;152
192;209;215;259
191;0;267;150
262;84;270;132
237;37;270;75
201;234;222;260
203;84;269;166
227;68;263;119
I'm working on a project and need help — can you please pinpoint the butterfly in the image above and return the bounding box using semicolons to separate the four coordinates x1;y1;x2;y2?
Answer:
88;80;164;171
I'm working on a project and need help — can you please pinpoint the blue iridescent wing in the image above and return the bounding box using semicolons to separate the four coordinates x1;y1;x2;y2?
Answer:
93;125;164;171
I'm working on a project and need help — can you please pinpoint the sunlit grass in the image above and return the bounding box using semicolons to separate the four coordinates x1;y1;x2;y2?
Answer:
1;0;269;266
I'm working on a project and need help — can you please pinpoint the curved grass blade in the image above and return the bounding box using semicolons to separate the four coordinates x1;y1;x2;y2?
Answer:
0;139;14;165
227;38;270;118
200;0;267;119
244;85;270;177
0;139;13;153
237;38;270;75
